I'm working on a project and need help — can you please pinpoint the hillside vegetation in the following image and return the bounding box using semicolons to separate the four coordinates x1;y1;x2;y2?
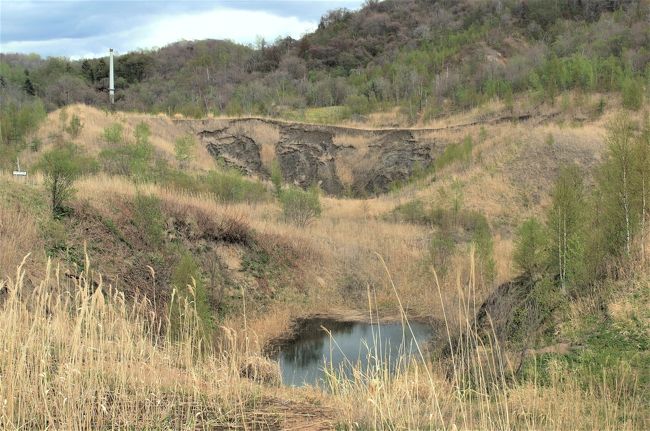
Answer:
2;1;649;123
0;0;649;429
1;96;649;428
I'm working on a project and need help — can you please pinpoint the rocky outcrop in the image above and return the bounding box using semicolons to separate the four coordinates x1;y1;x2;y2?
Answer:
276;126;345;194
355;130;433;194
200;129;264;176
191;119;445;196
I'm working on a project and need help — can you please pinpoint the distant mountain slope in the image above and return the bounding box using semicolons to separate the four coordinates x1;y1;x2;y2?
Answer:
1;0;648;137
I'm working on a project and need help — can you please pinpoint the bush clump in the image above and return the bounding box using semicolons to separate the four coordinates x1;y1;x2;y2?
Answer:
206;169;269;203
102;123;125;145
133;193;165;247
99;122;154;179
36;143;98;217
279;186;321;227
513;217;547;278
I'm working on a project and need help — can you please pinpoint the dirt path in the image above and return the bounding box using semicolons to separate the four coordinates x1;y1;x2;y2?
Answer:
251;396;337;430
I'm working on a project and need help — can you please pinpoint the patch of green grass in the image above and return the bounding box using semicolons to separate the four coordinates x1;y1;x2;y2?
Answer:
242;247;271;279
283;106;351;124
133;193;165;248
206;169;269;203
0;179;49;216
101;217;132;248
148;161;270;204
386;200;429;224
435;135;473;171
170;250;213;338
519;315;649;398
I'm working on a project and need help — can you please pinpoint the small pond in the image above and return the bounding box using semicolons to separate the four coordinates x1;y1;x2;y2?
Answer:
275;318;433;387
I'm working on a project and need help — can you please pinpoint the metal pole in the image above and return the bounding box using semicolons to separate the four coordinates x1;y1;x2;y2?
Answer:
109;48;114;104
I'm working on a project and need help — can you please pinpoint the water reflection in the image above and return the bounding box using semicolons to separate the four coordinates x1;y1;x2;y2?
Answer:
276;319;432;387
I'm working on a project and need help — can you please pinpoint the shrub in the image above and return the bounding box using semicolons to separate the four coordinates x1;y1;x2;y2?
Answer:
99;122;155;178
389;200;429;224
472;212;496;285
514;217;547;277
170;251;212;338
36;143;97;217
99;140;153;178
621;77;644;111
435;135;473;170
102;123;124;144
206;169;269;203
133;193;165;247
134;122;151;146
270;159;283;196
29;138;42;152
157;166;204;193
174;134;196;169
0;99;46;165
345;94;371;115
279;186;321;227
429;229;456;276
66;114;83;138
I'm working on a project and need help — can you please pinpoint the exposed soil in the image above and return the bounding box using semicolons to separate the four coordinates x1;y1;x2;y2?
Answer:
181;111;561;196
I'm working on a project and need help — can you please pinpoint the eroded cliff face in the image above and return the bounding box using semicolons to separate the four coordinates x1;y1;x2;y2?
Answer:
185;118;445;196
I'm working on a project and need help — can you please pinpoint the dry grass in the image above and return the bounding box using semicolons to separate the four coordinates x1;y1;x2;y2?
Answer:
321;256;645;430
0;204;40;280
1;250;644;430
0;257;261;429
5;100;648;429
27;104;216;171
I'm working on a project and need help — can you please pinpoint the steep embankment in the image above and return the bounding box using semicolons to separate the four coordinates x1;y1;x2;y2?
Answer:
179;109;565;196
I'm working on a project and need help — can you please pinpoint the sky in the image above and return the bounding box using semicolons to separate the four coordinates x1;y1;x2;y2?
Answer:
0;0;364;59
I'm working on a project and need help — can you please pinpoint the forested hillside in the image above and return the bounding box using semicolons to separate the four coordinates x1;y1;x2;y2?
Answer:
2;0;648;125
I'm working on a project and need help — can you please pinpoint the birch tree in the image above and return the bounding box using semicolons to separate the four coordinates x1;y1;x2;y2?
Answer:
547;165;585;292
601;116;638;256
634;114;650;260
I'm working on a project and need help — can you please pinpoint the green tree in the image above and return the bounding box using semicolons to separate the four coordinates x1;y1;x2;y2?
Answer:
23;76;35;96
66;114;83;138
102;123;124;144
600;116;637;256
80;60;95;82
547;165;586;292
635;115;650;260
134;122;151;146
621;77;644;111
0;99;46;147
514;217;547;277
95;58;108;80
174;135;195;169
133;193;165;247
37;143;96;217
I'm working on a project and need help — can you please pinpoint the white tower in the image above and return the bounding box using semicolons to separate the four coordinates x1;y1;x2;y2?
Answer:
109;48;115;104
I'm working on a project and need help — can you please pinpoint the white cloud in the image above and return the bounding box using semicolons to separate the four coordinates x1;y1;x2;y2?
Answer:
1;6;318;58
136;7;318;49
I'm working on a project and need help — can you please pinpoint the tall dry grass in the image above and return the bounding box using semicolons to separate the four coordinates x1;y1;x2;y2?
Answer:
0;254;272;429
324;254;645;430
0;249;644;429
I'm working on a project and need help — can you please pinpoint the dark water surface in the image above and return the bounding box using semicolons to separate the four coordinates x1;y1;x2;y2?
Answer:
276;319;433;387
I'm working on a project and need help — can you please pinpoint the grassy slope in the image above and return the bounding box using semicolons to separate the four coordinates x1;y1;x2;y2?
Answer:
2;96;636;338
1;98;648;428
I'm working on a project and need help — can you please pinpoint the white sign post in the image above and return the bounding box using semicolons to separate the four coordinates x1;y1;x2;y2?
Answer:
12;158;27;177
